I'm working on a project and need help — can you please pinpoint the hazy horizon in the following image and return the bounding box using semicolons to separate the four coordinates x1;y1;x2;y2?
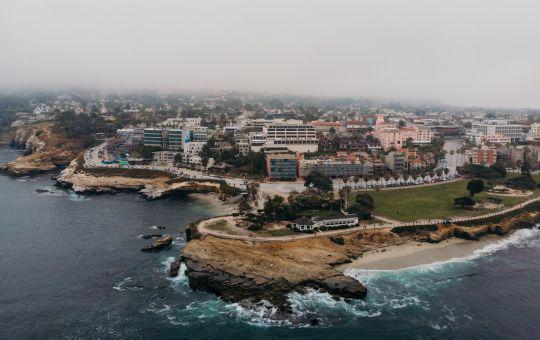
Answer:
1;0;539;109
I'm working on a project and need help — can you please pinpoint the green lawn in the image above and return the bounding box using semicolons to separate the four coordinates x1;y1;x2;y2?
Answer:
350;179;532;222
205;219;231;232
258;228;298;237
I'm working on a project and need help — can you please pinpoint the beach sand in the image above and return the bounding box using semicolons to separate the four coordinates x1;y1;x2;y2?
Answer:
188;193;238;215
343;235;504;271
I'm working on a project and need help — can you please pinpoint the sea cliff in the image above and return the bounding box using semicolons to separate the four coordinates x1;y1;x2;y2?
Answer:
177;210;540;312
2;124;82;176
55;160;240;200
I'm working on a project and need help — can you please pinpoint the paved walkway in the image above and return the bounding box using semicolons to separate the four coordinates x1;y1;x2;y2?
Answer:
197;196;540;243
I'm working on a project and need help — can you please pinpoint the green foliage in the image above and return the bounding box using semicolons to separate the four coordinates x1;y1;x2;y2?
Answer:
304;171;333;192
459;164;506;179
288;190;338;213
505;174;537;190
132;145;162;159
238;196;251;213
467;179;485;197
263;195;292;221
348;193;374;219
454;196;475;207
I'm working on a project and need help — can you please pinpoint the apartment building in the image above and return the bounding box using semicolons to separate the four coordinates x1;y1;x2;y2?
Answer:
373;115;433;150
117;128;144;145
298;155;365;178
152;151;179;164
263;123;318;153
384;152;406;173
465;146;497;167
470;120;524;142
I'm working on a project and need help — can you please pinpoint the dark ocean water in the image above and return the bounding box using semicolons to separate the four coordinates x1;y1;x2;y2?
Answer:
1;146;540;339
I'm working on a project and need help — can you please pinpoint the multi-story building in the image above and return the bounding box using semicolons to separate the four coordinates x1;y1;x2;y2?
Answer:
117;128;144;145
465;146;497;166
373;115;433;150
143;128;166;148
298;154;365;178
235;135;251;156
182;142;205;165
310;120;342;134
384;151;406;173
529;123;540;140
249;132;267;149
470;120;524;142
263;123;318;153
266;153;298;180
152;151;179;164
167;129;183;150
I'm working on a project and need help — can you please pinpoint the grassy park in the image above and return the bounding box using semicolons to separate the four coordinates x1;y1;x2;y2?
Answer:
350;179;533;222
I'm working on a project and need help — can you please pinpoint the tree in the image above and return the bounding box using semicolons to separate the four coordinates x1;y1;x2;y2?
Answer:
339;186;352;211
490;163;507;178
304;171;333;192
398;120;406;128
263;195;290;222
348;193;374;219
521;147;531;177
467;179;485;197
454;196;475;208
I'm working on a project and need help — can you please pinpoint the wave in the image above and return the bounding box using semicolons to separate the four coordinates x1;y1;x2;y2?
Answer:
68;190;90;201
347;226;540;278
113;277;143;292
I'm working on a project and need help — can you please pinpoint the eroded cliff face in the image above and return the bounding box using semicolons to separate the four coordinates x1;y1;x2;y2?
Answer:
3;124;81;176
179;210;540;312
417;212;540;243
180;229;408;311
56;162;226;199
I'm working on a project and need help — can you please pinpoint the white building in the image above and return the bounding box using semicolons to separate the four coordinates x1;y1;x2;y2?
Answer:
263;123;318;153
291;214;359;231
470;120;524;142
117;128;144;145
182;142;205;165
152;151;179;164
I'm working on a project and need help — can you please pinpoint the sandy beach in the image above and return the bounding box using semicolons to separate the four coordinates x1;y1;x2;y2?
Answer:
188;192;238;215
343;235;505;271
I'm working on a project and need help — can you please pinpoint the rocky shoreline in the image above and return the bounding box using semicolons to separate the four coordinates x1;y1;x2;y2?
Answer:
176;210;540;313
1;124;81;176
54;160;241;201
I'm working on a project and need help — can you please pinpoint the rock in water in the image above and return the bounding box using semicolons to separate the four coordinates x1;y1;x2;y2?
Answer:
170;259;182;277
141;236;173;252
141;233;163;239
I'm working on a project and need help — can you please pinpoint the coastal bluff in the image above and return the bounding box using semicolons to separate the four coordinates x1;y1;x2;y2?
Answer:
179;209;540;312
55;161;236;200
2;124;83;176
179;225;411;312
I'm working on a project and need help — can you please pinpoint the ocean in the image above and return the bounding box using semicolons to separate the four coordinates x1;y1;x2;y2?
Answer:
1;146;539;339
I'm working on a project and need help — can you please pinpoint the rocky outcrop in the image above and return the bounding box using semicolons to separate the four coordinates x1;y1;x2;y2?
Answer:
180;229;406;312
3;124;81;176
141;236;173;252
417;211;540;243
170;258;182;277
55;162;226;200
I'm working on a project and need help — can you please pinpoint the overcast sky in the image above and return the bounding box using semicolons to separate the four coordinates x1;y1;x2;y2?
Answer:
1;0;539;108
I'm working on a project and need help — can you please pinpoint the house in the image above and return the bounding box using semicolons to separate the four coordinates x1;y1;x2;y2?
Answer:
291;214;359;231
290;216;315;231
